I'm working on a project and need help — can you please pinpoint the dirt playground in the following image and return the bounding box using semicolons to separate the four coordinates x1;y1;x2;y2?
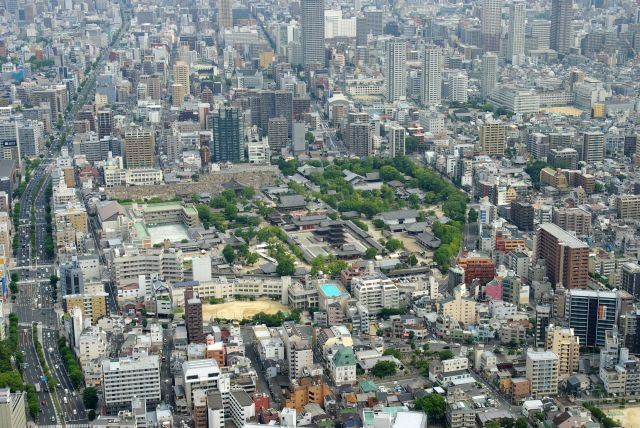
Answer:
201;299;289;321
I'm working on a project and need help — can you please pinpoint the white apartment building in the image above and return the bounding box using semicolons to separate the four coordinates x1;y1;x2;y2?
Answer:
442;357;469;372
113;247;184;287
489;85;541;114
102;356;161;410
448;72;468;103
228;390;255;428
247;139;270;164
281;331;314;380
352;274;399;315
346;78;385;98
103;166;163;187
526;350;559;398
207;391;225;428
78;326;108;367
418;111;445;134
183;359;227;409
324;10;356;39
171;276;291;306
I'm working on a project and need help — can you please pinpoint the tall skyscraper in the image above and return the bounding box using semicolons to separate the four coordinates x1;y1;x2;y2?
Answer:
211;107;244;163
124;127;155;168
550;0;573;55
481;0;502;52
535;223;589;289
97;109;113;140
301;0;325;67
385;39;407;102
421;45;442;106
218;0;232;29
172;61;190;107
507;0;525;65
364;9;383;36
356;15;369;47
566;289;618;347
481;52;497;98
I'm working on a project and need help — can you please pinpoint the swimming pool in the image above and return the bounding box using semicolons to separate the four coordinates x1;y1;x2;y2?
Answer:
320;283;344;298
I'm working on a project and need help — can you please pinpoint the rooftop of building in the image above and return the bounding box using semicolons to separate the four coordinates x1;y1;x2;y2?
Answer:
538;223;588;248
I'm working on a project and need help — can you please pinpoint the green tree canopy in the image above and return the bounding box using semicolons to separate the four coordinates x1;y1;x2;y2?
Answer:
371;360;396;377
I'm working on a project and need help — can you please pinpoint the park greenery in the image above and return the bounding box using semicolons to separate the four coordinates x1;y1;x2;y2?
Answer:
414;393;446;423
371;360;397;377
195;189;259;231
524;160;549;188
278;156;468;271
310;255;348;277
432;220;464;272
583;403;621;428
82;387;99;410
278;156;467;222
238;309;301;327
0;315;40;417
58;337;84;387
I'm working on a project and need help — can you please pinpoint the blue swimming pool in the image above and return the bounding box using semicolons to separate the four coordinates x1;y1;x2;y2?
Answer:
320;283;343;298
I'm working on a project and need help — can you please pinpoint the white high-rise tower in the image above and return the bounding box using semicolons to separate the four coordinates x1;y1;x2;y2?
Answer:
385;39;407;102
481;52;498;99
508;0;526;65
421;45;443;106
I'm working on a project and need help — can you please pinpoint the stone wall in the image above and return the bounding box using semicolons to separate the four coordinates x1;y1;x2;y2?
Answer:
104;165;280;200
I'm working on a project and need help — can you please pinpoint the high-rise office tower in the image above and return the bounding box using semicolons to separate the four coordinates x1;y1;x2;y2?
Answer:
268;117;289;152
301;0;325;67
582;131;604;163
211;107;244;163
253;90;293;136
535;223;589;289
218;0;232;29
566;289;618;347
17;120;44;158
387;124;405;157
385;39;407;102
481;0;502;52
481;52;497;98
364;9;383;36
507;0;525;65
97;109;113;140
421;45;442;106
356;15;369;47
550;0;573;55
173;61;190;106
124;127;155;168
526;20;551;51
